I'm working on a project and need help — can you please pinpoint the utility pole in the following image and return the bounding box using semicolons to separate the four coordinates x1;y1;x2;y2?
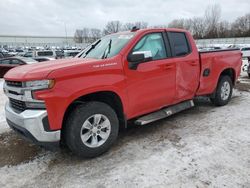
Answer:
64;22;68;47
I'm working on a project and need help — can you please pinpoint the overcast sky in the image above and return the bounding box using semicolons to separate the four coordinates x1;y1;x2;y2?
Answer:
0;0;249;36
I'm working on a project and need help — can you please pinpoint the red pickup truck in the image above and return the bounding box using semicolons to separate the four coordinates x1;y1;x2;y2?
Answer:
3;28;242;157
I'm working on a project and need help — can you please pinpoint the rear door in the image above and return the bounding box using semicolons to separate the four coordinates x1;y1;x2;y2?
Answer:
167;31;200;102
124;32;176;118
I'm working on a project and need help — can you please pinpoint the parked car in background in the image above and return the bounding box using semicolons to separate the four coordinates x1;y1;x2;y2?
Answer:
54;50;64;59
64;50;81;58
247;57;250;78
0;51;14;59
33;57;55;62
23;51;33;58
0;57;37;77
33;50;54;57
7;49;18;56
0;52;6;59
241;47;250;58
33;50;64;59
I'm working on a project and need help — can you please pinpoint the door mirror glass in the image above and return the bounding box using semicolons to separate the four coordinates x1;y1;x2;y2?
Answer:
133;51;152;58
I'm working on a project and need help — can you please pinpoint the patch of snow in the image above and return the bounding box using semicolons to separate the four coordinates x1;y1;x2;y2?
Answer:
0;79;9;134
0;90;249;187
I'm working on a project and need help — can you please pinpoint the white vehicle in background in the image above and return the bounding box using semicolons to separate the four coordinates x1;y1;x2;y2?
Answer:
33;56;55;62
241;47;250;58
64;50;81;58
33;50;64;59
33;50;54;57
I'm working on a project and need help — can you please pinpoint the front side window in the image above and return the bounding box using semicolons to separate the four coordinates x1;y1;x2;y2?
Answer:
80;33;135;59
168;32;190;57
132;33;167;60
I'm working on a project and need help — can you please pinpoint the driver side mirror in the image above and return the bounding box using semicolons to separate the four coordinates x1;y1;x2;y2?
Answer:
127;51;152;70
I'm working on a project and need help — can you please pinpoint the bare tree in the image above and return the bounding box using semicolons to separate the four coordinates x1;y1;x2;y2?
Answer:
217;21;231;38
74;29;84;43
82;28;90;43
123;23;134;31
152;25;168;28
192;17;206;39
134;21;148;29
231;13;250;37
123;21;148;31
90;28;101;42
168;19;185;29
204;4;221;38
74;9;250;43
103;21;122;35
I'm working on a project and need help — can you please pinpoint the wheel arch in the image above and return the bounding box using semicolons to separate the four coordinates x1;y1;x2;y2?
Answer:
219;68;236;85
210;67;235;98
62;90;127;138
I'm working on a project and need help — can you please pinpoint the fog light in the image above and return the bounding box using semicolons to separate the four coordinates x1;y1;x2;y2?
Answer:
25;102;46;109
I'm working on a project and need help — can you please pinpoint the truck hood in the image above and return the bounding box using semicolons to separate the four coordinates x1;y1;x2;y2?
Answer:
4;58;98;81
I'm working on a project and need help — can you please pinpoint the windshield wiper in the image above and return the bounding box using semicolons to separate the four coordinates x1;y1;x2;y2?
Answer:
83;39;101;58
102;39;112;59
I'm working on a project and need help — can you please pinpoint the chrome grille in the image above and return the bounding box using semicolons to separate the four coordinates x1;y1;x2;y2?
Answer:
5;80;23;88
9;98;26;112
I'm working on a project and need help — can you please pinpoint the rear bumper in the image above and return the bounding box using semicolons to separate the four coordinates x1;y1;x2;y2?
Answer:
5;102;61;147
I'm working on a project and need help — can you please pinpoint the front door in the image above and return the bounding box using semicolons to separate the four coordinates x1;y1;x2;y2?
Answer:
124;32;176;118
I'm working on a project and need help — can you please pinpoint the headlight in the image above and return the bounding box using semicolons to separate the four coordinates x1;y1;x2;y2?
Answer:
25;80;55;90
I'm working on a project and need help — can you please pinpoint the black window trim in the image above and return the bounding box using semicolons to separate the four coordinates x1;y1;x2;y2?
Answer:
127;31;171;64
166;31;192;58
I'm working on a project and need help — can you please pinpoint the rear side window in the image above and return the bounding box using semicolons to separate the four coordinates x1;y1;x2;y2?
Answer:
168;32;190;57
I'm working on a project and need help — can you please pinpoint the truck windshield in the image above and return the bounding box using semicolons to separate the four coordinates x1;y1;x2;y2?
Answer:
79;33;135;59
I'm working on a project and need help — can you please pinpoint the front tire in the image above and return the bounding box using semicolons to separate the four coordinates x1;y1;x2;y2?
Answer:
65;102;119;158
210;75;233;106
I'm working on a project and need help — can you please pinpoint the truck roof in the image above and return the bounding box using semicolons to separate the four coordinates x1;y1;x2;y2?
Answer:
109;28;189;36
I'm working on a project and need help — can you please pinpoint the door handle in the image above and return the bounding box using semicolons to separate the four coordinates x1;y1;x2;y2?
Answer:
188;61;197;66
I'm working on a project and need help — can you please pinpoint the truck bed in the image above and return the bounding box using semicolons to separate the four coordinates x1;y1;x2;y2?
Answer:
196;48;242;96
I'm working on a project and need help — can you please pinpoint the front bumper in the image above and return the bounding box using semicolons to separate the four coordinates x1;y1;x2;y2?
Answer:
5;102;61;146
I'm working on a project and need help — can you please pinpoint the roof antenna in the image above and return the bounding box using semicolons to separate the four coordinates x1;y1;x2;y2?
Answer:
131;26;140;32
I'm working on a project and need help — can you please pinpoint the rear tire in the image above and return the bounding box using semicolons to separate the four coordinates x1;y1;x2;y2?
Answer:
248;73;250;78
65;102;119;158
210;75;233;106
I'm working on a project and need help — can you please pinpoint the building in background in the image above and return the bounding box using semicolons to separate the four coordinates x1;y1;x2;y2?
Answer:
0;35;87;49
1;34;250;49
196;37;250;48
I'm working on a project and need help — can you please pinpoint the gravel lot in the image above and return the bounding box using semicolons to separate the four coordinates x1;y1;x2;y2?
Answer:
0;72;249;188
